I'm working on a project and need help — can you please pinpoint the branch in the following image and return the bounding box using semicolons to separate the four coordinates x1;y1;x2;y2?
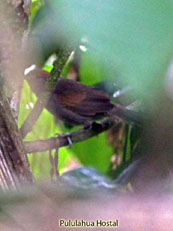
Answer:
20;49;72;138
25;117;117;153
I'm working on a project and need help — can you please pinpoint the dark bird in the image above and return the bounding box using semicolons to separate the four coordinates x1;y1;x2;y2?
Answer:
25;69;139;127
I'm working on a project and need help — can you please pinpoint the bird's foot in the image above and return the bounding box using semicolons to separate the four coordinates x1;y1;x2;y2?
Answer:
55;132;73;148
66;136;73;148
84;121;103;132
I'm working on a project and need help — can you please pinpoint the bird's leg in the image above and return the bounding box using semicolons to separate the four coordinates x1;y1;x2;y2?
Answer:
91;121;103;131
66;136;73;147
55;132;73;148
83;121;103;132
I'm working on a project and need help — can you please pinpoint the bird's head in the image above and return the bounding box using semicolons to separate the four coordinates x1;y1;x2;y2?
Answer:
25;69;49;95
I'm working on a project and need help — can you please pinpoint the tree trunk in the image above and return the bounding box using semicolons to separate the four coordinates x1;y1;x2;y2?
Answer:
0;0;34;190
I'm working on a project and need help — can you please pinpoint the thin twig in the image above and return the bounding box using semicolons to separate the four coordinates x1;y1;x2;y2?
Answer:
49;149;59;181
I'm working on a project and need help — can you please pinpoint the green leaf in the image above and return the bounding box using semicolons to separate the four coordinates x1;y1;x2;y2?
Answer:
30;0;44;26
18;81;73;178
71;132;113;174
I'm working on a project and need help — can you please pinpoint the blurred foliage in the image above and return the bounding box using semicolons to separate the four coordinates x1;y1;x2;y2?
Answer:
80;51;109;85
58;0;173;99
30;0;173;98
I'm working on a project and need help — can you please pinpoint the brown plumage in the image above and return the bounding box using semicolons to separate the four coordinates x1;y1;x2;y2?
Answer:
26;69;114;126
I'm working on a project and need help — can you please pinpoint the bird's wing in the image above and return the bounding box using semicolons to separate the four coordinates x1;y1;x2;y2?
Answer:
56;88;113;116
57;90;87;107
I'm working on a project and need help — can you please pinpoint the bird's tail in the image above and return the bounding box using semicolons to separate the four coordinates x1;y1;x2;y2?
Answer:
109;103;142;126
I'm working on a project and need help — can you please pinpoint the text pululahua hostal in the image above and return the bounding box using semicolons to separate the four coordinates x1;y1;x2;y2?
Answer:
59;219;119;227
